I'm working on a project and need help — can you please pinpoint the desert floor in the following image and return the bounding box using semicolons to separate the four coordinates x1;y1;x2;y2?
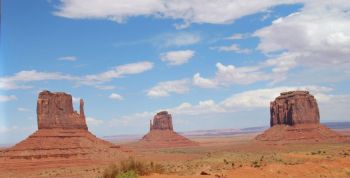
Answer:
1;131;350;178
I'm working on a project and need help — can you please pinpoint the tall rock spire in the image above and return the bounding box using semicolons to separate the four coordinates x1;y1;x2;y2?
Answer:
80;99;86;121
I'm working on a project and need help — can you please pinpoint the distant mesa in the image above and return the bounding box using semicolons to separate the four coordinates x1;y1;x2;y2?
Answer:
139;111;198;148
256;91;348;142
0;90;127;160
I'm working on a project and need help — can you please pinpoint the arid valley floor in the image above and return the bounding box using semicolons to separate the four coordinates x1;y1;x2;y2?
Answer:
1;128;350;178
3;1;350;177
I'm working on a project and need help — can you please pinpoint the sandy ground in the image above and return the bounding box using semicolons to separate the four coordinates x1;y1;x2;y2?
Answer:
0;131;350;178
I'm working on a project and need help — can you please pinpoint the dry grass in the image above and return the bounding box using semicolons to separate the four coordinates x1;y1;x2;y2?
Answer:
103;157;164;178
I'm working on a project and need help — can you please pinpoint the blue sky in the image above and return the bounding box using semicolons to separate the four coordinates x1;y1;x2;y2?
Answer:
1;0;350;144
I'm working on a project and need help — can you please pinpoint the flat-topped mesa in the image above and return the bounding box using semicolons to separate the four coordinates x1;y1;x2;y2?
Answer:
150;111;173;131
270;90;320;127
37;90;88;130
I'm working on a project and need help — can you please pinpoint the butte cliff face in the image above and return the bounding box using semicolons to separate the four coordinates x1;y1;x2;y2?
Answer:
270;91;320;127
37;90;87;130
0;91;127;160
139;111;198;148
256;91;346;142
150;111;173;131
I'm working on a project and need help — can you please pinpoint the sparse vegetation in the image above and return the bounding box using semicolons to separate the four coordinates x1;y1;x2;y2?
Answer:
345;170;350;176
102;157;164;178
115;170;139;178
311;150;327;155
251;161;261;168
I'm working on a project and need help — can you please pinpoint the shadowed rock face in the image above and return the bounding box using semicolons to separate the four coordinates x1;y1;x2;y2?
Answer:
150;111;173;131
270;91;320;127
37;90;87;130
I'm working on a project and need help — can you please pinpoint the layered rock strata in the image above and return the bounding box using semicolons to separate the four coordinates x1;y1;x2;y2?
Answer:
270;91;319;126
37;90;88;130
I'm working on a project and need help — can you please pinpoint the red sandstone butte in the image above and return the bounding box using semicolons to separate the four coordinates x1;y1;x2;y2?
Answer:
139;111;198;148
0;90;127;160
270;91;320;126
37;90;88;130
256;91;348;142
150;111;173;131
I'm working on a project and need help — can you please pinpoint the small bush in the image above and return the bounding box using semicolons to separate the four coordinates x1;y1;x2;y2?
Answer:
115;170;139;178
346;170;350;176
120;158;148;175
102;158;164;178
103;164;120;178
251;161;260;168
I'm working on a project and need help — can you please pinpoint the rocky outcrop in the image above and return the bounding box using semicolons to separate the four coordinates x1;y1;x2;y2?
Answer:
270;91;320;126
139;111;198;148
0;90;127;160
37;90;87;130
256;90;347;142
150;111;173;131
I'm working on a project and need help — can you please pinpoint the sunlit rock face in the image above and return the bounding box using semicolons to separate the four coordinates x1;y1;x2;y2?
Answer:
37;90;88;130
270;91;320;127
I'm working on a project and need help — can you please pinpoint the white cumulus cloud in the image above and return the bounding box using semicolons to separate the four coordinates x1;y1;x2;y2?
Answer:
54;0;297;28
0;61;154;90
80;61;154;85
254;1;350;68
160;50;195;65
109;93;124;100
193;53;298;88
147;79;190;97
